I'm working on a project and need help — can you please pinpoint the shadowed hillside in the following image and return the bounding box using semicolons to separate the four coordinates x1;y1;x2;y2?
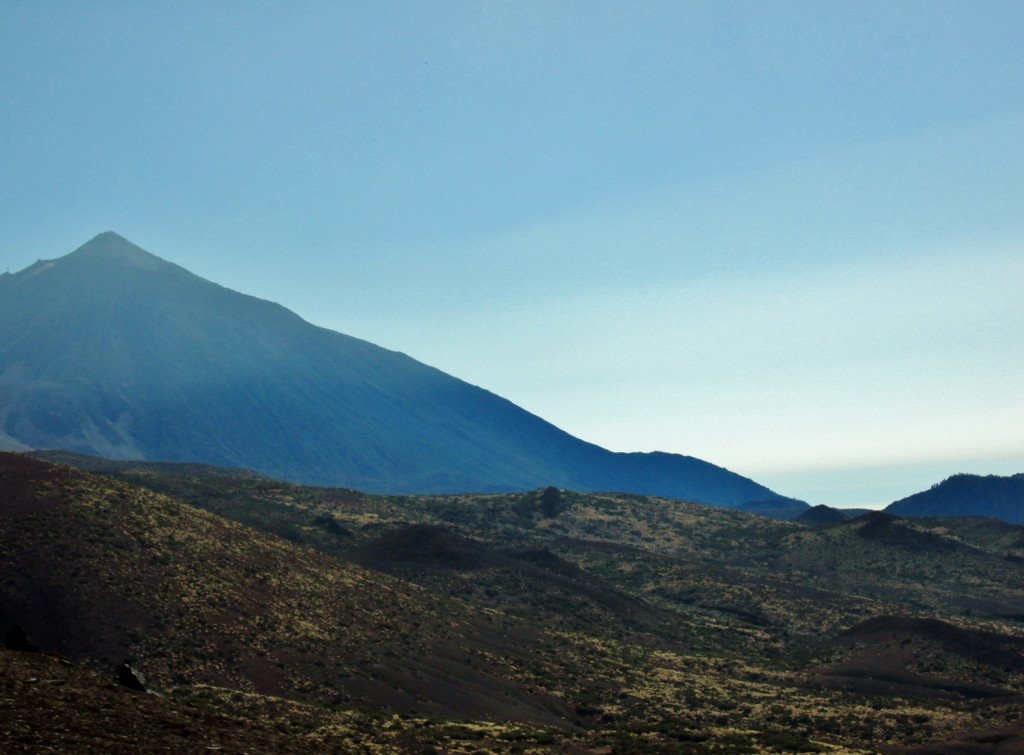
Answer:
796;504;871;526
886;473;1024;523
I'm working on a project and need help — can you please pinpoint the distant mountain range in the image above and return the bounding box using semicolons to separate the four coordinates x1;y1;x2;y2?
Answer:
0;232;800;509
885;473;1024;524
788;474;1024;527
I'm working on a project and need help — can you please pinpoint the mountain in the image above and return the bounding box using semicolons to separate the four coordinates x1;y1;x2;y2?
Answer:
885;473;1024;523
0;231;796;508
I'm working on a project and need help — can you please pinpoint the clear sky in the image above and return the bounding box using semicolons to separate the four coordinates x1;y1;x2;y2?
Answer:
2;1;1022;507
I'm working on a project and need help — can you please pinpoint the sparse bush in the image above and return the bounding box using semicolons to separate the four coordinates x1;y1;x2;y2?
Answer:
540;486;564;518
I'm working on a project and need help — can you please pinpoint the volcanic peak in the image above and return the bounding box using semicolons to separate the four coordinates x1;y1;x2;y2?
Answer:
64;231;170;271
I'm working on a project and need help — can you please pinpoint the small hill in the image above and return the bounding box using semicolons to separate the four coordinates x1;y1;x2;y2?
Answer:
354;523;490;570
810;615;1024;700
886;473;1024;523
855;512;971;554
735;497;810;520
351;523;666;636
795;504;871;526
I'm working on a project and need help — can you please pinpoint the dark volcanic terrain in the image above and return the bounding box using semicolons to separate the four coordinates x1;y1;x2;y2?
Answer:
4;451;1024;752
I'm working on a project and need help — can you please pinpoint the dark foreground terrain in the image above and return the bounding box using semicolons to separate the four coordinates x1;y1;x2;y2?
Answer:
3;451;1024;753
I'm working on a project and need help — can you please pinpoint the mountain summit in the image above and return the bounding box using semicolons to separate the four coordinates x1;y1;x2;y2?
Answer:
0;233;796;507
66;231;171;269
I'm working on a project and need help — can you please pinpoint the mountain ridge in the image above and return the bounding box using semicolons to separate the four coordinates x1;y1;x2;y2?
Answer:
885;472;1024;523
0;232;799;508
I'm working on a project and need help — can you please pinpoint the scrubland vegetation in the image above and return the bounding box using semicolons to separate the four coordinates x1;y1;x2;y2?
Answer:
3;452;1024;752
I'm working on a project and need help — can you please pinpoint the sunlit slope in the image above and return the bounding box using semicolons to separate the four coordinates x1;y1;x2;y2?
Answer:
0;232;790;506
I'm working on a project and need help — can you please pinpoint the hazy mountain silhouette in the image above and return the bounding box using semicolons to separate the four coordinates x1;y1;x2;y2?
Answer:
794;504;871;526
0;232;797;507
885;473;1024;524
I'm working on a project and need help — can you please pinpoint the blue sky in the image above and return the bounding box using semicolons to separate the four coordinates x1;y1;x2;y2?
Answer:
2;1;1022;507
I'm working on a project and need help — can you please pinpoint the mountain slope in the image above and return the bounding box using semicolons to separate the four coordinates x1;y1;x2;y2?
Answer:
0;232;793;507
885;473;1024;523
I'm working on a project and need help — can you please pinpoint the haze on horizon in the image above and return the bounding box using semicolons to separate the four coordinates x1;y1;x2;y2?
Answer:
1;2;1022;508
